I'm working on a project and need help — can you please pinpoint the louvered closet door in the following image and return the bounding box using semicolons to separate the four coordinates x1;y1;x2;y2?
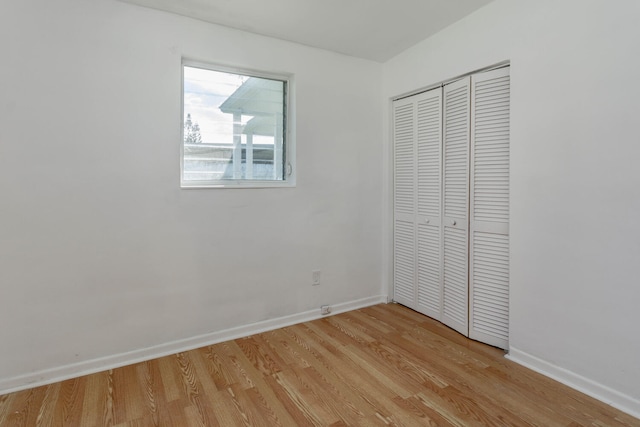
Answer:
441;78;470;337
415;88;443;319
469;67;510;349
393;97;417;308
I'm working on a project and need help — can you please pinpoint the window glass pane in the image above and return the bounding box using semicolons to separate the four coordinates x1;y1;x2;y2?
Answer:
183;66;286;183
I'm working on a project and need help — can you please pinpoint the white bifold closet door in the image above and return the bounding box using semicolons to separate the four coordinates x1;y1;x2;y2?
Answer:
393;96;416;309
469;67;510;349
393;88;443;318
392;67;510;350
441;77;470;336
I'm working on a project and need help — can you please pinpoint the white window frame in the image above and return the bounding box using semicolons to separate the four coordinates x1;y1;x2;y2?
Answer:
180;59;295;189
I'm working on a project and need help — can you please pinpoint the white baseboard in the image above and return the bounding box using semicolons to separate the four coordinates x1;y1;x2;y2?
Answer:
506;347;640;419
0;295;388;395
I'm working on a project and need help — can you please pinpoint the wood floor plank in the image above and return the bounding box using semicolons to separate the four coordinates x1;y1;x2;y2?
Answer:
236;336;284;377
5;387;48;427
224;383;273;427
112;364;145;424
1;303;638;427
264;371;326;426
219;341;267;391
174;352;220;427
0;394;13;426
61;378;87;424
201;343;242;390
254;330;305;368
32;382;58;427
399;394;459;427
207;388;250;427
78;372;107;427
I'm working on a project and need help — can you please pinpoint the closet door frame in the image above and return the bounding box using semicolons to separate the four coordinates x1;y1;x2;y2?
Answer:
391;64;510;350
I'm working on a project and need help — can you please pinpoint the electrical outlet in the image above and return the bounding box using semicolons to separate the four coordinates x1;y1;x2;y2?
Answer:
321;305;331;315
312;270;321;286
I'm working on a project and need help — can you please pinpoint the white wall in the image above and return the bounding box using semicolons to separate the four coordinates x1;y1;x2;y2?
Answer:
0;0;384;390
383;0;640;416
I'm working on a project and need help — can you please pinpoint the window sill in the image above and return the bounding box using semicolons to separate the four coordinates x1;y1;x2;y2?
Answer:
180;179;296;189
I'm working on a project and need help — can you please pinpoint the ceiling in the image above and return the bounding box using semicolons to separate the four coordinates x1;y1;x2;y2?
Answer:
117;0;494;62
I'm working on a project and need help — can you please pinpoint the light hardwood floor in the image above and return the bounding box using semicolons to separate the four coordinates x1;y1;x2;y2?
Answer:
0;303;638;426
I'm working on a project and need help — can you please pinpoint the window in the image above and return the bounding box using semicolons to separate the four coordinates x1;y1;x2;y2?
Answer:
181;61;293;188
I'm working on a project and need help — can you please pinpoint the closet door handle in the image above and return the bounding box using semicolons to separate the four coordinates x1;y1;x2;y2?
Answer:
452;220;457;226
425;218;430;224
